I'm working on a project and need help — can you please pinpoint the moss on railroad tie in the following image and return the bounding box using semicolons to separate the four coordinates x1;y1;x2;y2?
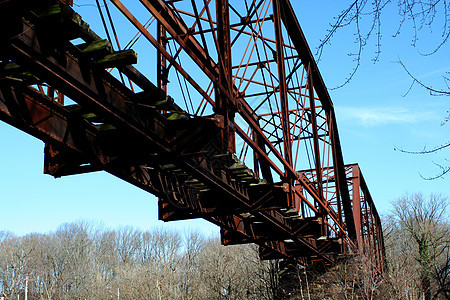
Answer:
97;50;137;68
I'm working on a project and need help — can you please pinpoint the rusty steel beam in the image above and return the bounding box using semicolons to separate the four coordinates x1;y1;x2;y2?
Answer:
5;21;171;154
0;85;99;157
0;8;325;262
347;164;386;276
0;0;386;271
277;0;356;240
215;0;235;152
108;2;335;228
272;0;292;168
109;1;334;230
0;84;164;195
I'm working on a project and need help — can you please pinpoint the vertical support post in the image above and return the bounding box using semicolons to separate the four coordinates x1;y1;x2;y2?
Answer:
362;198;369;254
252;129;260;177
369;203;378;268
377;220;386;274
157;21;167;95
215;0;235;153
332;131;344;237
273;0;294;208
253;125;274;183
47;86;54;100
307;64;323;198
363;203;369;258
351;165;363;249
56;90;64;105
307;63;326;235
272;0;292;168
368;204;378;270
331;116;357;241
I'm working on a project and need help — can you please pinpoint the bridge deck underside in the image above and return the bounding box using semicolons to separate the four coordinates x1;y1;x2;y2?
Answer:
0;0;385;273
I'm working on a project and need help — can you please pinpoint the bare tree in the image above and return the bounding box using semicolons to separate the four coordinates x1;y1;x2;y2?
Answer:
433;249;450;298
319;0;450;88
179;230;204;299
389;192;450;300
319;1;450;177
4;220;419;299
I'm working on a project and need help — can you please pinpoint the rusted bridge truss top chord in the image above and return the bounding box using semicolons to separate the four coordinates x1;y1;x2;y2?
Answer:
0;0;385;274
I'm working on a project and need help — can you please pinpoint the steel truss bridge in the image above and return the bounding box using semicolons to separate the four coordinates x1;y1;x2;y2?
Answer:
0;0;385;275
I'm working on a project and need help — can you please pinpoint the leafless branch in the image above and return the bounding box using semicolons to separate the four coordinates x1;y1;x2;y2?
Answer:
395;141;450;179
395;141;450;154
420;160;450;180
318;0;450;87
397;59;450;96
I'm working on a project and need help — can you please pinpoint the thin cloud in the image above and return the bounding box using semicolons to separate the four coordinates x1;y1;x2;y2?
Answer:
337;107;436;127
421;67;450;78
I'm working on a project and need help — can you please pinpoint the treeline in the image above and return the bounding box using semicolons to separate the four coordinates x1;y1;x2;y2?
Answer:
0;222;279;299
1;192;449;299
382;193;450;299
308;193;450;300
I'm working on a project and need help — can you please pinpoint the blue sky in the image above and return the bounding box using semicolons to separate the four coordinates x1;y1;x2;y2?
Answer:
1;1;449;236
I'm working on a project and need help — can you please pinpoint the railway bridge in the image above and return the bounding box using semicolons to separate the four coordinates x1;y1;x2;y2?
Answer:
0;0;385;275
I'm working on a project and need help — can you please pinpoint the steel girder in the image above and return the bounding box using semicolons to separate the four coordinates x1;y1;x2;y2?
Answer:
0;0;385;272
